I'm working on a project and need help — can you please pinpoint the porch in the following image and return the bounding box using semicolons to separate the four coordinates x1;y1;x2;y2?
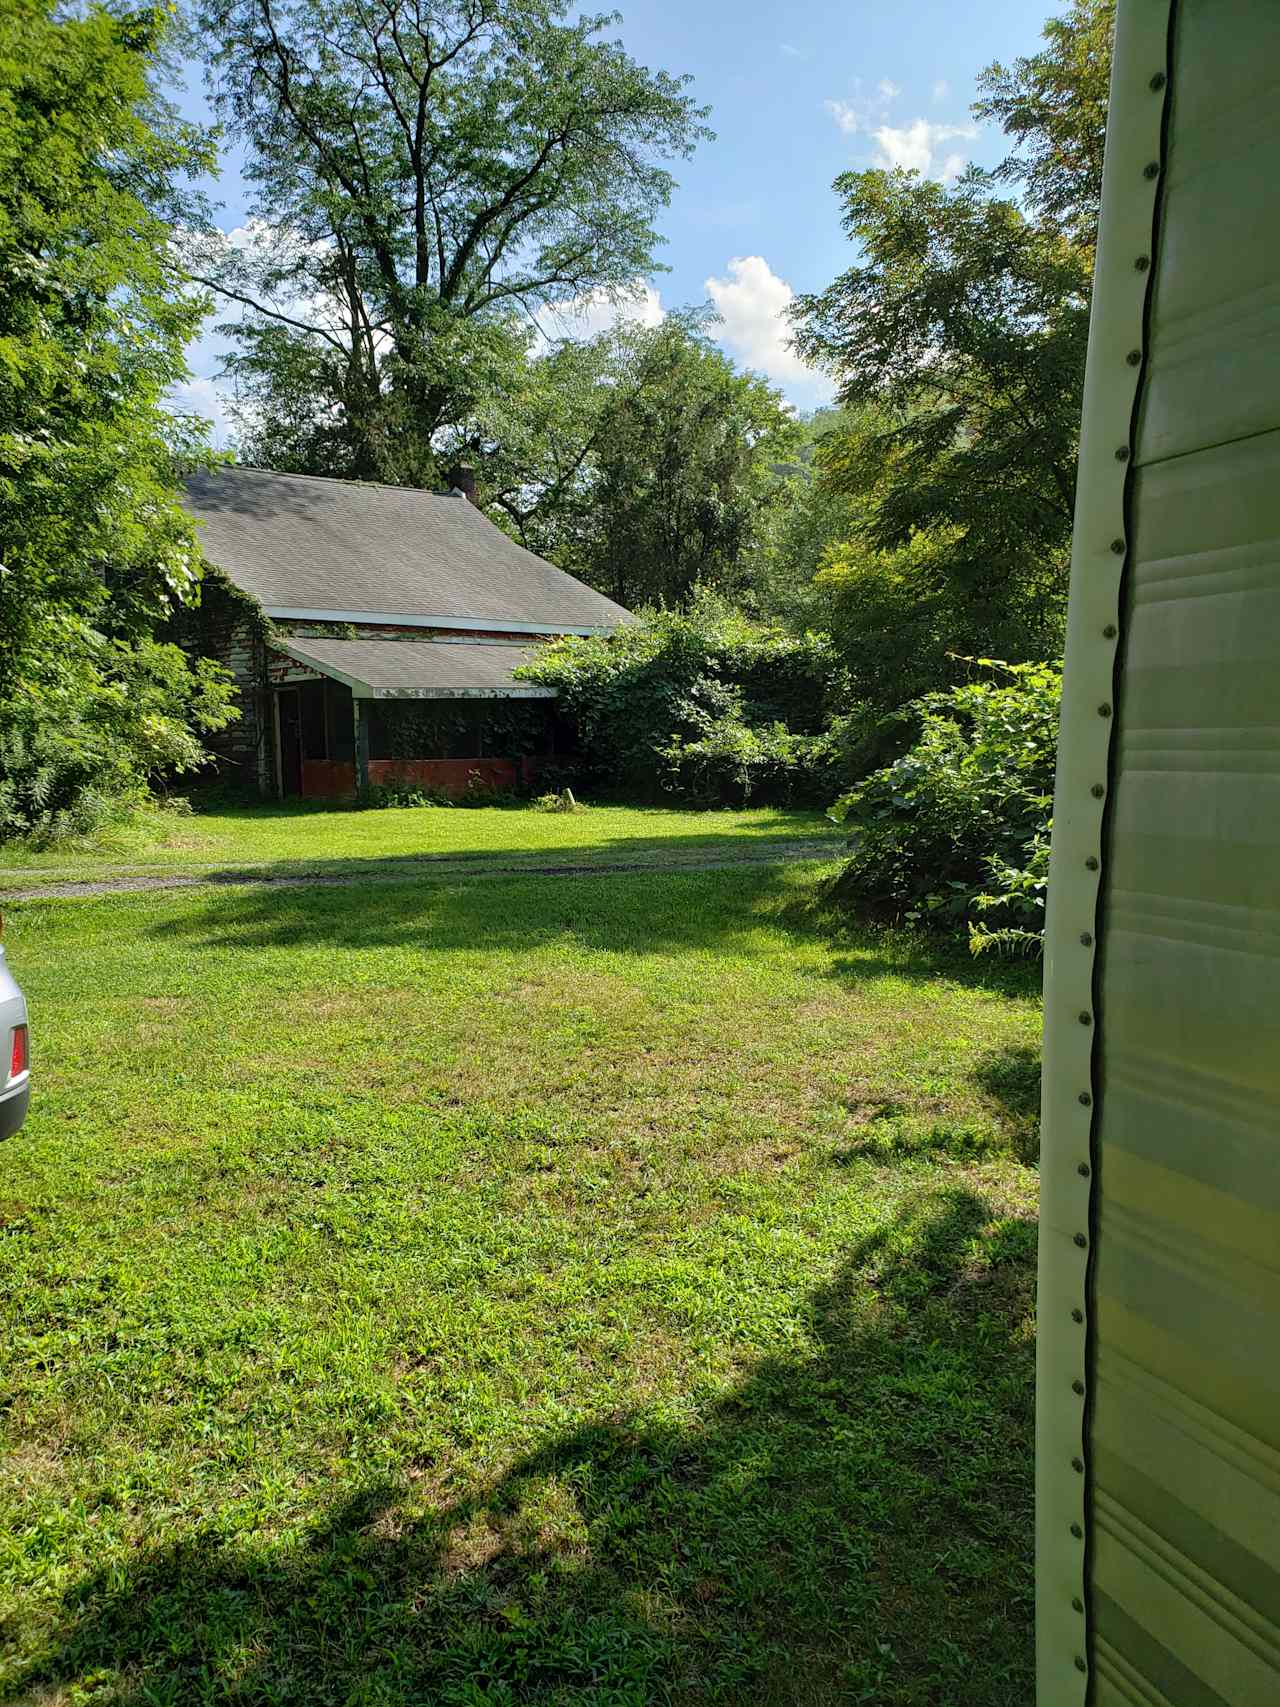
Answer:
268;637;562;801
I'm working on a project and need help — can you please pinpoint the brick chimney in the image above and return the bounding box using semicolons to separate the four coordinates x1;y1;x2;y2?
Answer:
447;464;478;505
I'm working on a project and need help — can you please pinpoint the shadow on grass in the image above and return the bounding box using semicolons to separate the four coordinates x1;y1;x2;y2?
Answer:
11;1188;1035;1707
138;858;1042;1005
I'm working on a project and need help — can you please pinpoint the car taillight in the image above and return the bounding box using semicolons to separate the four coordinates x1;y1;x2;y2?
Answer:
10;1024;28;1080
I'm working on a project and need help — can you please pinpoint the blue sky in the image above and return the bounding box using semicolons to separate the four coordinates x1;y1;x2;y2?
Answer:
169;0;1064;440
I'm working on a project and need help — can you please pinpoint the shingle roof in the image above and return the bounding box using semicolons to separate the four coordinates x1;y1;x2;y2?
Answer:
278;637;556;699
182;466;631;633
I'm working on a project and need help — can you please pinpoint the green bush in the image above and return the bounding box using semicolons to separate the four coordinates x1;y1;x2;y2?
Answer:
517;605;848;805
827;658;1059;952
0;630;237;844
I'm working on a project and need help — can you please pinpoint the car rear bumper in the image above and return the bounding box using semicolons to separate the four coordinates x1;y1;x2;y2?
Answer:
0;1080;29;1141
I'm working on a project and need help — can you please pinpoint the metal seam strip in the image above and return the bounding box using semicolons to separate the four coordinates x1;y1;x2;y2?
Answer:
1084;8;1180;1700
1036;2;1178;1700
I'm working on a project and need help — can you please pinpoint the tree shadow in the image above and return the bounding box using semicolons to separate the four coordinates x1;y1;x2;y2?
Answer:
10;1187;1036;1706
972;1043;1043;1164
135;857;1043;1020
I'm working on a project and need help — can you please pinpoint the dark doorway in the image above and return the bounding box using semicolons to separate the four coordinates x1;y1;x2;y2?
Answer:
277;690;303;797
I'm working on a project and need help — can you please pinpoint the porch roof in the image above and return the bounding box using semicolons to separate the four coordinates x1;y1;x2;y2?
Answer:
276;637;557;700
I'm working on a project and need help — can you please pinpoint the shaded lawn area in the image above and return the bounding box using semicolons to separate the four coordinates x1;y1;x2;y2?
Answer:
0;859;1041;1706
0;801;838;890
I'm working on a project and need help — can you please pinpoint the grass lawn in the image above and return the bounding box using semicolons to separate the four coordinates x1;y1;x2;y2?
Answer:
0;847;1041;1705
0;800;839;890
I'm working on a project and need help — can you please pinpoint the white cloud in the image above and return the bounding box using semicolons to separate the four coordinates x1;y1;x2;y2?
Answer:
932;78;950;102
824;98;863;136
823;77;896;138
825;78;978;182
780;41;805;59
532;281;664;344
704;255;833;405
872;118;977;179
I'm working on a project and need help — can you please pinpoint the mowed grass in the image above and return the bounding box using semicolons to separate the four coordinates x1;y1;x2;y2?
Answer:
0;800;838;889
0;857;1041;1706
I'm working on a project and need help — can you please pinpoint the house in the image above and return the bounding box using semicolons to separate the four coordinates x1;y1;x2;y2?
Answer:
181;466;631;799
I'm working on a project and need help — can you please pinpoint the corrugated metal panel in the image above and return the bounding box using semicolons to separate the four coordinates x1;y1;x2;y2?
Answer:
1039;3;1280;1703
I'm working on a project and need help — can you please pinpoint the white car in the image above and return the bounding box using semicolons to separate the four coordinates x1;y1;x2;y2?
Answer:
0;935;29;1140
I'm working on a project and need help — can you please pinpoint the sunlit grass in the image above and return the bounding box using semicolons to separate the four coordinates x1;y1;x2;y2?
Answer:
0;857;1040;1705
0;799;840;889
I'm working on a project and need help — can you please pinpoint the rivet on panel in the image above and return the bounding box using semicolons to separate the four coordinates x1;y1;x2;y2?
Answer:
1077;1162;1090;1177
1078;1091;1091;1105
1143;161;1161;180
1110;538;1125;554
1071;1309;1084;1323
1079;1011;1092;1026
1071;1523;1084;1539
1103;624;1117;639
1126;349;1142;366
1085;856;1099;871
1149;71;1166;91
1097;703;1111;717
1072;1457;1085;1473
1135;255;1150;272
1072;1379;1085;1395
1072;1596;1085;1614
1074;1233;1088;1248
1075;1656;1088;1673
1115;445;1130;461
1091;784;1105;798
1080;934;1093;948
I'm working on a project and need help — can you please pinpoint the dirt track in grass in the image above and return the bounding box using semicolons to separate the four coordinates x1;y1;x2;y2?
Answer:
2;836;840;902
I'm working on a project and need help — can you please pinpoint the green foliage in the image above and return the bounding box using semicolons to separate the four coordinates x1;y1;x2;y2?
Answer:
0;633;237;842
567;317;802;608
192;0;711;482
975;0;1113;247
785;1;1111;713
828;659;1060;950
452;314;802;611
0;0;215;681
530;789;587;814
0;0;237;839
519;604;848;805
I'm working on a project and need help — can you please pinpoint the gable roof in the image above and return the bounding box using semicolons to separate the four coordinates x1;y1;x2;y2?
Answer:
182;466;631;634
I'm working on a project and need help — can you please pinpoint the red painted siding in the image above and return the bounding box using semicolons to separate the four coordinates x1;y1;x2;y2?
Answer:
301;760;356;799
298;757;547;800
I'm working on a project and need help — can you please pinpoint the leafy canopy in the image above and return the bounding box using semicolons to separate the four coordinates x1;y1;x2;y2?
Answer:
0;0;234;837
787;0;1113;703
828;659;1060;953
193;0;711;482
518;601;846;805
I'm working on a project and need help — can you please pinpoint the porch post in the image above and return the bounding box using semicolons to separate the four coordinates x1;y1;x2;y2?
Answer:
352;695;370;794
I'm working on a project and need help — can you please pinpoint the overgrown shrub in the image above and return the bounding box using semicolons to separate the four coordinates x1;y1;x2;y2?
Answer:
827;659;1060;952
0;631;237;843
517;605;848;805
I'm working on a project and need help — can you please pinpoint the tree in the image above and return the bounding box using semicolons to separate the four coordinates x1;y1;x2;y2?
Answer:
788;0;1113;703
745;405;871;631
0;0;235;836
566;317;802;608
191;0;711;483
